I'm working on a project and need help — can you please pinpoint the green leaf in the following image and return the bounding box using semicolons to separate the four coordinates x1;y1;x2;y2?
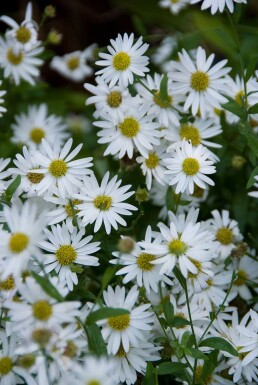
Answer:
31;271;64;302
86;307;130;325
163;300;174;326
199;337;238;356
156;362;187;379
142;362;156;385
233;3;242;24
222;99;246;119
247;166;258;189
201;350;219;382
248;103;258;115
101;266;117;291
171;316;190;328
87;323;107;356
159;74;169;102
186;347;208;360
5;175;21;201
245;57;258;82
215;29;238;51
173;266;186;290
166;186;174;212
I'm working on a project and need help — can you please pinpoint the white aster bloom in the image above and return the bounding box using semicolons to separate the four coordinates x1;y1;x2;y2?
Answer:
136;73;181;127
11;104;68;149
110;226;172;293
95;106;162;159
159;0;190;14
30;138;93;198
50;44;96;82
232;254;258;300
169;46;231;117
165;140;216;194
0;36;43;85
66;114;91;135
75;172;137;234
100;285;153;354
191;0;247;14
38;223;100;291
0;200;46;279
208;210;243;260
0;2;39;52
96;33;149;87
151;35;179;67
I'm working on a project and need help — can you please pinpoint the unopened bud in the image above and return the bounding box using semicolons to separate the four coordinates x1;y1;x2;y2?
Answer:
44;5;56;18
47;29;62;45
231;155;246;169
135;187;149;203
117;236;135;253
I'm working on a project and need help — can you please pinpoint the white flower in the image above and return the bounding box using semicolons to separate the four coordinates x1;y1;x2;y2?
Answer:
110;226;172;293
208;210;243;260
151;35;179;67
11;104;68;149
5;276;81;332
0;2;39;52
75;172;137;234
0;36;43;85
169;46;231;117
50;44;96;82
0;200;47;279
191;0;247;14
159;0;190;14
66;114;91;135
38;223;100;291
232;254;258;301
136;73;181;127
0;81;6;117
96;33;149;87
165;140;216;194
95;106;162;159
100;285;153;354
29;138;93;198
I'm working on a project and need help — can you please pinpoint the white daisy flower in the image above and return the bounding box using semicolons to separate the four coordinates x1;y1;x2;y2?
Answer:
0;2;39;52
110;226;172;293
66;114;91;135
159;0;190;14
29;138;93;198
0;81;6;117
100;285;153;354
38;223;100;291
208;210;243;260
0;200;47;279
5;276;81;332
169;46;231;117
149;181;169;220
165;140;216;194
191;0;247;14
136;144;169;190
75;171;137;234
0;36;43;85
11;104;68;149
95;106;162;159
232;254;258;301
136;73;182;127
50;44;96;82
0;158;11;195
96;33;149;87
151;35;179;67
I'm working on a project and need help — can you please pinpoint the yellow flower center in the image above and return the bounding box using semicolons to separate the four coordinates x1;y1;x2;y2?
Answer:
180;125;201;146
9;232;29;254
234;270;248;286
30;127;45;144
191;71;209;92
15;26;31;44
27;171;44;184
18;354;35;369
192;184;205;198
145;152;159;169
182;158;200;175
216;227;233;245
48;159;68;177
88;381;101;385
116;344;126;357
94;195;112;210
171;0;179;3
32;300;53;321
119;117;139;138
0;275;15;291
108;314;130;331
0;357;13;375
55;244;77;265
107;91;122;108
32;328;52;346
7;48;23;65
66;56;80;71
153;91;173;108
235;90;245;106
214;107;221;116
65;199;82;217
112;52;131;71
137;253;156;271
63;341;78;358
168;239;188;256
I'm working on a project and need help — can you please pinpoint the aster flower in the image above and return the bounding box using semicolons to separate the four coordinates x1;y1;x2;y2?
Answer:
96;33;149;87
11;104;68;149
75;172;137;234
159;0;190;14
38;223;100;291
191;0;247;14
232;254;258;301
169;46;231;117
100;285;153;354
165;140;216;194
29;138;93;198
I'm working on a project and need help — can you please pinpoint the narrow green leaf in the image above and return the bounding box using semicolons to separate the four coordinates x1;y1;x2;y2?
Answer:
166;186;174;212
156;362;187;380
173;266;186;290
248;103;258;115
159;74;168;102
86;307;130;325
101;266;117;291
233;4;242;24
222;100;246;119
247;166;258;189
215;29;237;51
87;323;107;356
199;337;238;356
31;271;64;302
5;175;21;200
171;316;190;328
142;362;156;385
163;300;174;326
201;350;219;382
245;57;258;82
186;347;208;360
